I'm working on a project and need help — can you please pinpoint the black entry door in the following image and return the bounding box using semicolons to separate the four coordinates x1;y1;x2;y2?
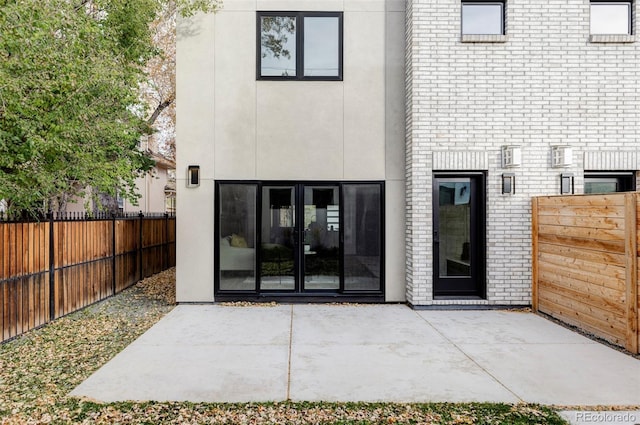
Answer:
433;174;485;297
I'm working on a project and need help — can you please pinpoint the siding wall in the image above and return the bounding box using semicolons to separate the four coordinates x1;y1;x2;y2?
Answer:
405;0;640;306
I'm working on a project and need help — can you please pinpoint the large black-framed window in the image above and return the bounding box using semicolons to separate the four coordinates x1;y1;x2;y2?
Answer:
215;181;383;299
461;1;506;35
257;11;344;80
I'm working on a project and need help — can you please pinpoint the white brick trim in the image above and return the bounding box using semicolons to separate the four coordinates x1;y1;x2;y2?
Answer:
589;34;636;43
461;34;508;43
432;151;489;170
583;151;640;170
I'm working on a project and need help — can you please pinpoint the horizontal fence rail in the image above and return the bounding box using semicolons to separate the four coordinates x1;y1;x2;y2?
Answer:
532;193;638;354
1;213;176;343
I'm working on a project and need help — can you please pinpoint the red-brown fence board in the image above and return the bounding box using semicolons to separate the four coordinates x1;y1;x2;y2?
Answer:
1;215;175;342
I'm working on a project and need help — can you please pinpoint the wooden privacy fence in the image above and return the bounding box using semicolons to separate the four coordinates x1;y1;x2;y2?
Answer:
0;213;176;343
532;193;638;354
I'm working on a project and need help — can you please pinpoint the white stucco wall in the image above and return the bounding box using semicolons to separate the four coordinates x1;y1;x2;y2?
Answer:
176;0;406;302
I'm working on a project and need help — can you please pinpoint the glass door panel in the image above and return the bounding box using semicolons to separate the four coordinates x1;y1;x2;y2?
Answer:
343;184;382;291
433;175;484;297
303;185;340;290
437;179;471;278
218;184;257;291
260;186;296;290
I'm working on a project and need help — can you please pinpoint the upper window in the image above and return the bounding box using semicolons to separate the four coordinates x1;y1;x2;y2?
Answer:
462;1;505;35
257;12;343;80
590;1;633;35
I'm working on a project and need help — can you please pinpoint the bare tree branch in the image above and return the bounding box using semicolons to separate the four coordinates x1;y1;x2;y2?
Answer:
147;98;174;127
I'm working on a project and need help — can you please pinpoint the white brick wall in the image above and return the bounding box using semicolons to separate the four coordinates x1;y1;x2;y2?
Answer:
405;0;640;306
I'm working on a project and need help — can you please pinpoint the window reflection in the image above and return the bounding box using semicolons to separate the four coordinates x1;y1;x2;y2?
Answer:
304;17;340;77
590;2;631;35
303;186;340;290
343;185;382;291
438;181;471;278
260;16;296;77
219;184;257;290
257;12;342;80
462;3;504;35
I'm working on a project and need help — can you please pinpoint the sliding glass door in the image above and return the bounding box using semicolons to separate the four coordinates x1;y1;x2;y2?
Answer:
215;181;383;298
260;186;296;290
302;185;340;290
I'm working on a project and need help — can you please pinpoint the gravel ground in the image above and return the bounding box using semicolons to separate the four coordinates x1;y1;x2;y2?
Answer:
0;268;568;424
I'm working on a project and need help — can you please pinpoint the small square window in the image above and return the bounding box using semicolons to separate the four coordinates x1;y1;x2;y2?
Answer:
590;1;632;35
257;12;343;80
462;2;505;35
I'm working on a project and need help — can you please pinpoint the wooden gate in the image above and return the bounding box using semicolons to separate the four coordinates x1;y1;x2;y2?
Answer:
532;193;638;354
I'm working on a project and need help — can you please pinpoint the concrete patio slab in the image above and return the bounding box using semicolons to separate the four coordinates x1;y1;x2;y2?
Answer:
71;304;640;406
289;342;518;402
133;304;292;346
416;310;589;344
292;304;446;345
458;342;640;405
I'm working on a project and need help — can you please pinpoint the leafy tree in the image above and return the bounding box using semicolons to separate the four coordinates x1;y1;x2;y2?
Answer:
0;0;218;217
143;0;220;159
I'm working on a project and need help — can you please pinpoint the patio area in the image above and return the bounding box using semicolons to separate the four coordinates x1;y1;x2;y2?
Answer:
71;304;640;406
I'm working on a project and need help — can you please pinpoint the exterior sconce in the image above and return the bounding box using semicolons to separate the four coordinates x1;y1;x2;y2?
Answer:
187;165;200;188
501;145;522;168
502;173;515;194
560;173;574;194
551;146;573;167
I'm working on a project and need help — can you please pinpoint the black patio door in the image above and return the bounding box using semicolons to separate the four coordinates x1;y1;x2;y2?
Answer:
216;181;383;298
260;184;340;292
433;174;485;297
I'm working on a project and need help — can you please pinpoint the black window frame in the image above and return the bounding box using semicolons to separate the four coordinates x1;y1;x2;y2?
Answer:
461;1;506;36
590;1;634;35
256;11;344;81
584;171;637;194
214;180;384;302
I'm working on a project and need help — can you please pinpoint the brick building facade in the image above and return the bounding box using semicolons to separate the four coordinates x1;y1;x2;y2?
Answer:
405;0;639;306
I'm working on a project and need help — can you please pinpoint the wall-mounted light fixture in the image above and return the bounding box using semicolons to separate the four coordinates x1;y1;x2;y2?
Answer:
501;145;522;168
551;145;573;167
502;173;515;194
187;165;200;188
560;173;574;194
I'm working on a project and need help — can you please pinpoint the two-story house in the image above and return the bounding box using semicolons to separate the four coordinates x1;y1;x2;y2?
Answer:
176;0;639;306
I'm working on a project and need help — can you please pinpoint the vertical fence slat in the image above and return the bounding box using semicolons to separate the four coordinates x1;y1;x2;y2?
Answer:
139;213;144;281
48;214;55;321
0;222;5;340
111;217;116;296
531;197;539;313
624;193;638;353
